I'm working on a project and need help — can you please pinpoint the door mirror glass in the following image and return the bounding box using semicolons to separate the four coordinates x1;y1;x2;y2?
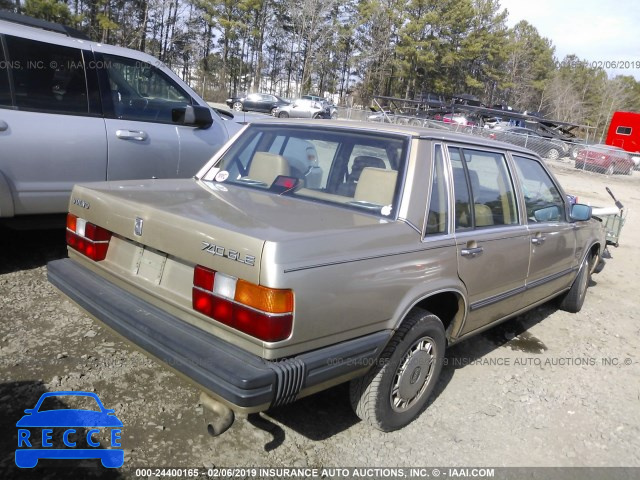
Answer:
533;205;562;222
172;105;213;128
570;203;592;222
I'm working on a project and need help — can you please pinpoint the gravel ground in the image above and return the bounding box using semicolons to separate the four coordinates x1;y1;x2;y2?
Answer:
1;161;639;479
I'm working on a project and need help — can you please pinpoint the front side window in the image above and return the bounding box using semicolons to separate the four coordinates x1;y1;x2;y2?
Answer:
5;35;88;114
202;125;408;218
512;155;566;223
102;54;191;123
425;145;448;235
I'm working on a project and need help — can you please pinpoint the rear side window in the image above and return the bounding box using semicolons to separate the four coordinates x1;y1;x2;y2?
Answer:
425;145;449;235
616;126;632;136
449;147;518;229
0;39;11;106
512;155;566;223
449;147;472;230
5;35;88;114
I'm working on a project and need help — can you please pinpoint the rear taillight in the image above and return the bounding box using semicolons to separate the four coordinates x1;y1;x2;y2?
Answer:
192;265;293;342
66;213;112;261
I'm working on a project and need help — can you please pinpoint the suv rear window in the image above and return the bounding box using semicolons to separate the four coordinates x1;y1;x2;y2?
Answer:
5;35;88;114
203;124;408;218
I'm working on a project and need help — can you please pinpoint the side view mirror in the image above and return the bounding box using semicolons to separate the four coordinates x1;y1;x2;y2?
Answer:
172;105;213;128
570;203;592;222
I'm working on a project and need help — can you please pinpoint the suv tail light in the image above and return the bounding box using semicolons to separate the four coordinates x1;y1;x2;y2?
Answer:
66;214;112;261
192;265;293;342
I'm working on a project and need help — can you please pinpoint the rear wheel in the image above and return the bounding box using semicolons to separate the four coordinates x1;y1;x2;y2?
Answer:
605;164;614;175
232;101;243;111
349;309;445;432
270;107;278;116
277;111;289;118
559;255;591;313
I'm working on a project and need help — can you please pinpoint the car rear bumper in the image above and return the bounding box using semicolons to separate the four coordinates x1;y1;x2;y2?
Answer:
47;259;390;412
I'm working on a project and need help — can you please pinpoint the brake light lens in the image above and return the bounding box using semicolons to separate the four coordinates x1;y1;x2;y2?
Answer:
192;265;293;342
66;213;112;261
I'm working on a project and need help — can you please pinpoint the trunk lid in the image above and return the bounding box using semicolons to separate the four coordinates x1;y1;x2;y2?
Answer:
68;178;389;285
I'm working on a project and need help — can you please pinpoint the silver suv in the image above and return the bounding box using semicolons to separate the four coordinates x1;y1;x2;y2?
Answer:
0;12;240;225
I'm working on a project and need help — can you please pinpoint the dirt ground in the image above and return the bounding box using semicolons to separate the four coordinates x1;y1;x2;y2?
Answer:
0;159;639;479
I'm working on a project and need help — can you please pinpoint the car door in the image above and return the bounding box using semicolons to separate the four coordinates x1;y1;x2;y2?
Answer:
511;155;577;306
0;35;107;215
175;116;230;177
98;53;185;180
290;99;310;118
243;93;262;112
448;146;531;335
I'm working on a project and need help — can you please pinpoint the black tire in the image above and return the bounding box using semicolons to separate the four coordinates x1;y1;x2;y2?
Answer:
570;145;582;160
270;107;278;116
232;101;243;111
546;148;560;161
558;255;591;313
277;111;289;118
349;309;445;432
605;164;614;176
312;113;320;119
574;161;583;169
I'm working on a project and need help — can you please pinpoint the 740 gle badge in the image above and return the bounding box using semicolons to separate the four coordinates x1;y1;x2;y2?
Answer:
201;241;256;267
15;391;123;469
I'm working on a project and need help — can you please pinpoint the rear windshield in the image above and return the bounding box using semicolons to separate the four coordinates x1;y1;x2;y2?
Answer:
202;124;409;218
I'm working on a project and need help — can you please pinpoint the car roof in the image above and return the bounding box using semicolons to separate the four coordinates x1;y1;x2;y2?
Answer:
0;18;165;64
246;119;543;157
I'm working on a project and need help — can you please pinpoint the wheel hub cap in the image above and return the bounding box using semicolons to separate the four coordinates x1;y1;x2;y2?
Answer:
391;337;435;412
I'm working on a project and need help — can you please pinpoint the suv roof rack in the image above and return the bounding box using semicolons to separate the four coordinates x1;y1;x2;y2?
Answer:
0;10;90;41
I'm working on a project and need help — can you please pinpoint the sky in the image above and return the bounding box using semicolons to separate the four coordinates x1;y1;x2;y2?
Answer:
499;0;640;80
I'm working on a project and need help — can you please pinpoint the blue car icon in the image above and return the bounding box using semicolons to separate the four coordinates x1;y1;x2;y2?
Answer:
15;391;123;468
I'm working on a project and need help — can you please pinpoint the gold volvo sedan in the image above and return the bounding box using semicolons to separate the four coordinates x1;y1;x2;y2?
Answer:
47;120;606;433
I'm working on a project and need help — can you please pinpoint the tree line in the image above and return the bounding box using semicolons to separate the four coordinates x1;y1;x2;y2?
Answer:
3;0;640;140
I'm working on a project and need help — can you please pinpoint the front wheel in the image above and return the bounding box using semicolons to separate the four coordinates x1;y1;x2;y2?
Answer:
277;111;289;118
349;309;445;432
270;107;278;116
232;101;243;111
605;164;614;175
546;148;560;161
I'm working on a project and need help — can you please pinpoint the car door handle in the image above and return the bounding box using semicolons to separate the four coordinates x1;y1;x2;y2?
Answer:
0;120;8;132
531;236;547;245
116;129;148;141
461;247;484;257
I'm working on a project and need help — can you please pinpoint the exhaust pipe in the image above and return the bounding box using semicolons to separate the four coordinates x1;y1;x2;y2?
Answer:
199;392;235;436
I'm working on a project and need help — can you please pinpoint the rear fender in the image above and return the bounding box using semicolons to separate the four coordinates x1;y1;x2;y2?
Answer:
0;170;15;218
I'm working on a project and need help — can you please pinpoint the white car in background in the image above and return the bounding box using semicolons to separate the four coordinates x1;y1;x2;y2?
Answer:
275;98;330;119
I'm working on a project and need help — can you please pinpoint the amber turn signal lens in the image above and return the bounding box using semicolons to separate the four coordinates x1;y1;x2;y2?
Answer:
66;213;77;232
234;280;293;314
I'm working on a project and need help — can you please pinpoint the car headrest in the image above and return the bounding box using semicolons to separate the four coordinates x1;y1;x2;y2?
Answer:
248;152;290;185
354;167;398;206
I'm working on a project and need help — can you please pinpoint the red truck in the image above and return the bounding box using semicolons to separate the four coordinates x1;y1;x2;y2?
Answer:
606;111;640;169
